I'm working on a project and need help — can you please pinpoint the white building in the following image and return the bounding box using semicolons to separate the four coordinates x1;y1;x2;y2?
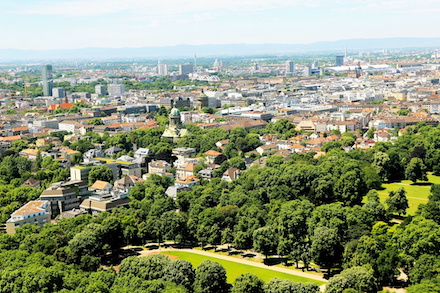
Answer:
6;201;51;234
107;84;125;96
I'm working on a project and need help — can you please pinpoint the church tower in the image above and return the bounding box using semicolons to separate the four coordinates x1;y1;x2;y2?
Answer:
197;90;209;112
162;107;189;141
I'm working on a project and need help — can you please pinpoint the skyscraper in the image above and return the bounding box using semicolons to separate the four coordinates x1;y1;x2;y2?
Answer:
285;60;294;75
336;55;344;66
157;61;168;76
178;63;194;76
42;65;53;96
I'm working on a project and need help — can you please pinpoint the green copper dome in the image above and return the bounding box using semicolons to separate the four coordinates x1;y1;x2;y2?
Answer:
170;107;181;116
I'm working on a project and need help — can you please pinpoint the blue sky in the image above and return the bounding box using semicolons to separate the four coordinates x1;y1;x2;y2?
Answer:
3;0;440;50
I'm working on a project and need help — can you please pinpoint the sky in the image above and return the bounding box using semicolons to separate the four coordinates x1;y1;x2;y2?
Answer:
2;0;440;50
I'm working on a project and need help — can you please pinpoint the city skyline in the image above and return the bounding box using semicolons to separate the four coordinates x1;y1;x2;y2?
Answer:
3;0;440;50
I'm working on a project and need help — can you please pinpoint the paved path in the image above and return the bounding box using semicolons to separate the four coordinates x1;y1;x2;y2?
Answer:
138;247;327;284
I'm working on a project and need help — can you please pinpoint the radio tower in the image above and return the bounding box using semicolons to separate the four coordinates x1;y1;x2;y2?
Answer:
194;54;197;72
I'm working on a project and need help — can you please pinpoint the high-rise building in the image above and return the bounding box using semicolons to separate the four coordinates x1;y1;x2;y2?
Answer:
157;61;168;76
95;85;107;95
312;60;319;69
178;63;194;76
42;65;53;96
52;87;66;98
336;55;344;66
107;84;125;96
285;60;294;75
303;66;312;77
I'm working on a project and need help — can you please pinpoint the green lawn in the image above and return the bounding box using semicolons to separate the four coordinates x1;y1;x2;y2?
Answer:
162;251;325;285
376;173;439;215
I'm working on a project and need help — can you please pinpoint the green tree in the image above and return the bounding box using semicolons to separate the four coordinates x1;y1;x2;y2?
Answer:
326;266;378;293
405;157;428;183
87;118;104;125
163;259;195;291
385;187;409;216
194;260;229;293
232;273;264;293
409;254;440;284
311;226;343;275
88;165;113;185
253;226;278;258
372;151;391;181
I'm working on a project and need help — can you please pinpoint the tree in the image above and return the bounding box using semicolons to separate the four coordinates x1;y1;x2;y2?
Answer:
385;187;408;216
311;226;343;275
405;157;428;183
393;216;440;260
372;151;391;181
253;226;278;258
326;266;378;293
194;260;229;293
263;278;319;293
334;169;368;206
163;259;195;290
118;254;170;280
409;254;440;284
202;107;215;114
88;165;113;185
363;190;387;221
366;127;376;139
232;273;264;293
87;118;104;125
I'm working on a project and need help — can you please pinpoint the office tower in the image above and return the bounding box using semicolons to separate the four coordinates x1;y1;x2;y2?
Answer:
285;60;294;75
95;84;107;95
52;87;66;98
336;55;344;66
42;65;53;96
178;63;194;76
303;66;312;77
312;60;319;69
107;84;125;96
157;61;168;76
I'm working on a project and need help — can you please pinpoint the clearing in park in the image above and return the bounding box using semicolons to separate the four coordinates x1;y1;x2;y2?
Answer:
376;173;440;215
161;250;326;285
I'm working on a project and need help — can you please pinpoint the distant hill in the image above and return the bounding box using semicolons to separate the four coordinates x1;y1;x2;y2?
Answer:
1;37;440;61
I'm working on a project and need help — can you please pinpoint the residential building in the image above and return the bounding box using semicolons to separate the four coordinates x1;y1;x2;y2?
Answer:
39;180;89;217
222;168;241;182
175;176;201;188
107;84;125;96
148;160;171;174
79;192;129;215
203;150;222;164
157;61;169;76
6;200;51;234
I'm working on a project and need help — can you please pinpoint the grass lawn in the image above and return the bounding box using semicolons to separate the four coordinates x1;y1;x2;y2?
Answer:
376;173;439;215
162;251;325;285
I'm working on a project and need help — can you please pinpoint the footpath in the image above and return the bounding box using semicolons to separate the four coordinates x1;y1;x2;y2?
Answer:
138;247;327;285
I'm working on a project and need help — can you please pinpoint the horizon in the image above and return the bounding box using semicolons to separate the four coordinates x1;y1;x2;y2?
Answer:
3;0;440;50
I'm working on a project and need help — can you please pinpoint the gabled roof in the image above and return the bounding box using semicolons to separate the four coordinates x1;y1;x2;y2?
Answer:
203;150;222;156
91;180;112;190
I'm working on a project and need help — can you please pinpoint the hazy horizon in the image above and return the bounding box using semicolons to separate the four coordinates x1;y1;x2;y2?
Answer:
3;0;440;50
